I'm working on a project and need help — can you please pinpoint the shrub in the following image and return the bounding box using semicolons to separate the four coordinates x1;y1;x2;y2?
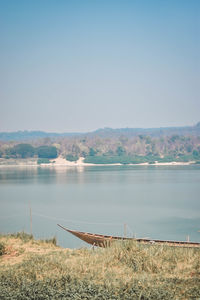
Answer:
89;148;97;156
0;242;6;256
10;232;33;242
66;154;79;162
116;146;126;156
37;146;58;159
6;144;35;158
193;150;200;158
44;237;57;246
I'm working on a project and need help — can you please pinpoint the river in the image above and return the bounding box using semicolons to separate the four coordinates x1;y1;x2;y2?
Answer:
0;165;200;248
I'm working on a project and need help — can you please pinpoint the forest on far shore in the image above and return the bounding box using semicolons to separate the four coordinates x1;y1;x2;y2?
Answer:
0;131;200;164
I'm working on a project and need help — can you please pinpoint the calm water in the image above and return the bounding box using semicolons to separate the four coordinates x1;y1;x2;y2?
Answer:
0;165;200;248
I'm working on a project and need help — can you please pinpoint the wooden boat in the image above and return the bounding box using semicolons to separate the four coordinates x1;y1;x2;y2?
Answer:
57;224;200;248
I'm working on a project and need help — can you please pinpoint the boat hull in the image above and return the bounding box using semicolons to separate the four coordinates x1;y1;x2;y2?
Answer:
57;224;200;248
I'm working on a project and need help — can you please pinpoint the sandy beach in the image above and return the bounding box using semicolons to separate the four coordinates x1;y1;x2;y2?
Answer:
0;156;196;167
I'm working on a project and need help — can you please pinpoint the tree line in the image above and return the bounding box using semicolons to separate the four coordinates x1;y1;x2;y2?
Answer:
0;144;58;159
0;134;200;163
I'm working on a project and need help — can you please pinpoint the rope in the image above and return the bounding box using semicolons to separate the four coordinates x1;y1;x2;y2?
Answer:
0;212;133;234
32;212;124;226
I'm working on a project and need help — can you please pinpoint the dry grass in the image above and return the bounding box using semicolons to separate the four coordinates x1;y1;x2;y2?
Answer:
0;233;200;299
0;233;59;266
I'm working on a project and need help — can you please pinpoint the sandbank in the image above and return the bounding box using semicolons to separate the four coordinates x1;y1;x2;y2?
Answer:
0;156;196;168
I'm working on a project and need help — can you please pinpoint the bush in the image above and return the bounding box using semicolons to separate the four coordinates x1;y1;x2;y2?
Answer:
44;236;57;246
89;148;97;156
37;146;58;159
116;146;126;156
66;154;79;162
6;144;35;158
10;232;33;242
0;242;6;256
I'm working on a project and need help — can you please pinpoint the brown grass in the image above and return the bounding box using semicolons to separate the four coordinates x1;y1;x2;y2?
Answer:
0;233;200;299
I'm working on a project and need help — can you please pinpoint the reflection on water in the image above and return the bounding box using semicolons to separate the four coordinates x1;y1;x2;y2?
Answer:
0;165;200;248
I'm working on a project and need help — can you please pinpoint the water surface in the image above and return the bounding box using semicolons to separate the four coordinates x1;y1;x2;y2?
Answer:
0;165;200;248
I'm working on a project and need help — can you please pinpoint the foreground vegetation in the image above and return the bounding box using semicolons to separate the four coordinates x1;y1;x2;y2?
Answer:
0;233;200;299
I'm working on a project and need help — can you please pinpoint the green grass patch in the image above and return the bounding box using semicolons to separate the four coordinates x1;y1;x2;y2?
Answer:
84;154;198;164
37;158;50;164
84;155;149;164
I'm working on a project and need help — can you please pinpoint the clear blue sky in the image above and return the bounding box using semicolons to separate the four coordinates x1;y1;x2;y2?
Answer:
0;0;199;132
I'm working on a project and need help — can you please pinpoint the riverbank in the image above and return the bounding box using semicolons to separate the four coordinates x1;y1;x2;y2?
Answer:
0;156;196;167
0;233;199;299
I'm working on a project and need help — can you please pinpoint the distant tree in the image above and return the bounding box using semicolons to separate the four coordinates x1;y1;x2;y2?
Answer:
116;146;126;156
105;149;114;156
66;154;78;162
119;135;128;144
186;144;192;153
42;137;51;145
81;151;87;157
145;136;152;144
170;135;180;143
89;147;96;156
72;144;81;156
151;142;156;154
139;135;145;140
8;144;35;158
37;146;57;159
192;150;199;157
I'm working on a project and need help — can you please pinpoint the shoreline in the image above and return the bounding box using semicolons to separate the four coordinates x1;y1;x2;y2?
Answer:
0;156;196;168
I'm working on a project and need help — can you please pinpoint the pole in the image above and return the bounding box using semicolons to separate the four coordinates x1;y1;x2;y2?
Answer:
124;223;127;238
29;202;32;235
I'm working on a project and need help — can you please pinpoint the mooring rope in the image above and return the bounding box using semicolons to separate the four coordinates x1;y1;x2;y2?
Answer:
0;212;134;236
32;212;124;226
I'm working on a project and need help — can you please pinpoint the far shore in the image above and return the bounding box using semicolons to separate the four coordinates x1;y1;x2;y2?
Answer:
0;156;197;168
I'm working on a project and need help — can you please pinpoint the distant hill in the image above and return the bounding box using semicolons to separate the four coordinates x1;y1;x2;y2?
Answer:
90;123;200;138
0;131;82;141
0;123;199;141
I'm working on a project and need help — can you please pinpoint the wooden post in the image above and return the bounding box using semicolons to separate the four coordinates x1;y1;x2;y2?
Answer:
29;202;32;235
124;223;127;238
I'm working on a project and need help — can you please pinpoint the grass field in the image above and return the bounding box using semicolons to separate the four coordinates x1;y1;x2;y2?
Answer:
0;233;200;299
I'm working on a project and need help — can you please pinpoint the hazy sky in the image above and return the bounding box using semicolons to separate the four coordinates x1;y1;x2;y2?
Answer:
0;0;199;132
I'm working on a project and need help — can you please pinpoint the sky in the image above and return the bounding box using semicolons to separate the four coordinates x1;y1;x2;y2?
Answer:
0;0;199;132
